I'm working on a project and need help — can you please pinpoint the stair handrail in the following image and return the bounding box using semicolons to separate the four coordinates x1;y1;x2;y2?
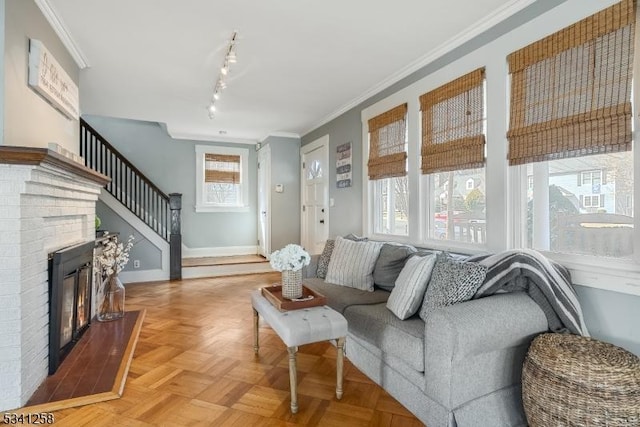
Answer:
80;118;170;201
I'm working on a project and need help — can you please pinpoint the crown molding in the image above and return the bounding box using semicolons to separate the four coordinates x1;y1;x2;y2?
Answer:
302;0;539;136
35;0;90;69
167;129;258;145
259;131;301;143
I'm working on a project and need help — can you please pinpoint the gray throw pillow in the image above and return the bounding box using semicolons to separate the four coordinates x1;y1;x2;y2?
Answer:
373;244;416;291
316;239;335;279
419;253;487;320
387;253;437;320
344;233;368;242
325;236;383;291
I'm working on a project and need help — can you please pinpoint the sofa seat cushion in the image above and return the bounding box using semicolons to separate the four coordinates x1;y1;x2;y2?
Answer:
304;278;390;314
344;303;425;372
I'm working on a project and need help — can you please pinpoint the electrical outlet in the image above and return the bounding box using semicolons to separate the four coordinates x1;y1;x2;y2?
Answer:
133;260;140;269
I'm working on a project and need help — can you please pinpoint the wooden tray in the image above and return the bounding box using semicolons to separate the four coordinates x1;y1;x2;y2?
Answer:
261;284;327;311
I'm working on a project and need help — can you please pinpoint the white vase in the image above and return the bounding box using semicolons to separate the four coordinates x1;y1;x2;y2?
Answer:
281;269;303;299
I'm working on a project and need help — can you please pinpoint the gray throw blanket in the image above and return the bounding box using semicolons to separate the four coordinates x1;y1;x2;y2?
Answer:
467;249;589;336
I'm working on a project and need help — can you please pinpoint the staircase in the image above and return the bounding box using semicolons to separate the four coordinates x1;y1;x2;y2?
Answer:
79;118;182;280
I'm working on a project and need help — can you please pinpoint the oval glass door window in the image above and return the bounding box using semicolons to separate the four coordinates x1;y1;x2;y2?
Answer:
307;160;323;179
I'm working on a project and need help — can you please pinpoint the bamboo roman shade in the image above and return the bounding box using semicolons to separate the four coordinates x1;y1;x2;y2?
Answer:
420;68;486;174
507;0;635;166
204;153;241;184
367;103;408;180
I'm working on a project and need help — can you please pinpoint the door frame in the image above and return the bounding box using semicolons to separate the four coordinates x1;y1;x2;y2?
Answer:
300;135;330;252
257;145;271;258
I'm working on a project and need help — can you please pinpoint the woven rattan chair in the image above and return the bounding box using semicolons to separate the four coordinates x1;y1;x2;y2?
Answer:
522;333;640;426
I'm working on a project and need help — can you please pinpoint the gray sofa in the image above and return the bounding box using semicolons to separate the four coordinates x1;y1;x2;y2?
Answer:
303;250;549;427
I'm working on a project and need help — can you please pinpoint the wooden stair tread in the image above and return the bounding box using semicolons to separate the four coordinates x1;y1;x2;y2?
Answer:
182;254;268;267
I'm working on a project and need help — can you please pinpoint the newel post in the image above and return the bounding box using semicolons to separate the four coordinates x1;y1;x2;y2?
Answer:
169;193;182;280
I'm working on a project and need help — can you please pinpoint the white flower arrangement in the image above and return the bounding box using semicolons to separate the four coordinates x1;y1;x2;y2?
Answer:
98;234;135;276
269;244;310;272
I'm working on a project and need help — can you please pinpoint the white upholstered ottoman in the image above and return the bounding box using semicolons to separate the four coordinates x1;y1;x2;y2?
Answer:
251;289;348;413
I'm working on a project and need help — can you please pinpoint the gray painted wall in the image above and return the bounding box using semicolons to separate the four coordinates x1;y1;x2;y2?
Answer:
301;0;640;356
2;0;79;152
575;286;640;355
83;115;258;249
261;136;301;250
96;200;163;272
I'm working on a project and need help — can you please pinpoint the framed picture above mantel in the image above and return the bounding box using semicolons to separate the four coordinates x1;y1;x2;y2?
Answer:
28;39;80;120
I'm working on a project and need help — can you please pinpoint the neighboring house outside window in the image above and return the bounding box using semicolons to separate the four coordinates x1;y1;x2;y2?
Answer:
195;145;249;212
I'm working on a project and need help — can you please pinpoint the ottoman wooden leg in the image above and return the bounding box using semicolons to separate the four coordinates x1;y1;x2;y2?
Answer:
288;346;298;413
253;308;259;354
336;337;345;399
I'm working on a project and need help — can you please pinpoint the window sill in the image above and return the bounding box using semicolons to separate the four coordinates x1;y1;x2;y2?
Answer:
539;251;640;297
367;234;487;254
194;205;250;213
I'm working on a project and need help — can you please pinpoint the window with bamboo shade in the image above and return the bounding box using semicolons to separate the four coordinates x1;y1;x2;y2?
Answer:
195;145;249;211
419;68;486;174
367;103;408;180
515;1;636;259
507;0;635;166
205;153;241;184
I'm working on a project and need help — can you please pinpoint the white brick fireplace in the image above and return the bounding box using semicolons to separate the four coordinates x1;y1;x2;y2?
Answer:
0;147;108;411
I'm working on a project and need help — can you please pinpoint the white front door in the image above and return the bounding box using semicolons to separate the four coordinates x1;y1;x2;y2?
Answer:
301;136;329;254
257;146;271;257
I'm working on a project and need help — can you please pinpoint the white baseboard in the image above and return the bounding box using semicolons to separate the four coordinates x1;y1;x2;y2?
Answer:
182;245;258;258
119;268;169;284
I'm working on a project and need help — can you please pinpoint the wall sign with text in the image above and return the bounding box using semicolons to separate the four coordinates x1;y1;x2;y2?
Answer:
336;142;352;188
28;39;79;120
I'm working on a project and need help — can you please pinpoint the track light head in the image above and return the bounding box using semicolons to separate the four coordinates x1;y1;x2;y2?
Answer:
208;31;238;119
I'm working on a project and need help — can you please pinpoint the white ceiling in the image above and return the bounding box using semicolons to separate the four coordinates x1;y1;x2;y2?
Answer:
44;0;534;143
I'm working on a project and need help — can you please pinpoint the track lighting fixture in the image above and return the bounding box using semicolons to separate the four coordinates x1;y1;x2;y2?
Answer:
207;31;237;119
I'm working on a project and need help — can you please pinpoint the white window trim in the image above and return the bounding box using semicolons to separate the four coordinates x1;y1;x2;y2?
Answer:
581;170;602;186
583;194;601;208
466;178;475;190
511;161;640;297
195;145;250;213
361;97;420;244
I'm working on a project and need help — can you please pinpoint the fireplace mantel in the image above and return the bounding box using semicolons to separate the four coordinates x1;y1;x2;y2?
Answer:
0;146;110;186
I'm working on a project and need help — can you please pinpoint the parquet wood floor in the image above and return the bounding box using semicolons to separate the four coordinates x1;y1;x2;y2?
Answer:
34;273;425;426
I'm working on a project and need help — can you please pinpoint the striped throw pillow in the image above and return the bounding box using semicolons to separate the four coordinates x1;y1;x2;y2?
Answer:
325;236;383;291
387;254;437;320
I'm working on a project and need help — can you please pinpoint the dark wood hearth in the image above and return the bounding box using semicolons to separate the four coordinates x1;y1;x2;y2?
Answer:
23;310;145;412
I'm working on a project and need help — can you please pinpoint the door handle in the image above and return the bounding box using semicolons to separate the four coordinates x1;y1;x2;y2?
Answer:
319;220;325;224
